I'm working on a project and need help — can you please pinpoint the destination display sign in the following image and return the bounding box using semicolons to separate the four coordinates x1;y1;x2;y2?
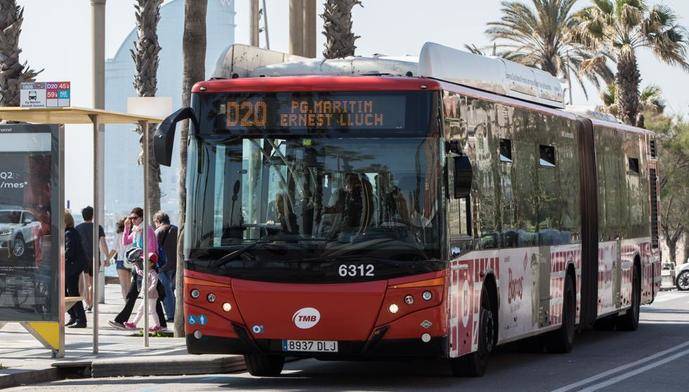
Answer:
219;94;406;131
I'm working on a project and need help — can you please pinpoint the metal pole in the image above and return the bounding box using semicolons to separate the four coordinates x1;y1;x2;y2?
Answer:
91;0;107;336
289;0;304;56
92;0;106;110
57;125;65;359
142;121;150;348
90;115;100;355
262;0;270;50
250;0;260;47
303;0;316;58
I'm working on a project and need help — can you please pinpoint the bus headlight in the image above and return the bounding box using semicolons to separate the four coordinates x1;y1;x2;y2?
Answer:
222;302;232;312
190;289;200;299
388;304;399;314
207;293;216;303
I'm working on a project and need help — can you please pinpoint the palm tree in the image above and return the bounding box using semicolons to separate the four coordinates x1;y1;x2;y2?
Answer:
0;0;41;106
486;0;613;100
174;0;207;337
600;83;665;117
132;0;163;215
574;0;689;125
322;0;362;59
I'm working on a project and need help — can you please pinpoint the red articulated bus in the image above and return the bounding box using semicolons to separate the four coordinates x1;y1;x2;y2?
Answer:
154;43;661;377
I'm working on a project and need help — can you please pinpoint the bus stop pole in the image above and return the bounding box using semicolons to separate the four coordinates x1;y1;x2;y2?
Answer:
90;114;100;354
58;125;66;358
142;121;150;348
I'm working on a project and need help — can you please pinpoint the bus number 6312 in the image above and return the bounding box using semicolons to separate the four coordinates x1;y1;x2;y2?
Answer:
338;264;374;277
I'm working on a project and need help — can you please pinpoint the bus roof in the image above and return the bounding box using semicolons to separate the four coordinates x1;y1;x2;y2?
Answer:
192;76;442;94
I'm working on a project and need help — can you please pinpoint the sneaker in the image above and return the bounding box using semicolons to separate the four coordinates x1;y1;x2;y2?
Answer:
148;325;161;333
68;322;87;329
123;322;138;330
108;320;127;330
65;319;76;327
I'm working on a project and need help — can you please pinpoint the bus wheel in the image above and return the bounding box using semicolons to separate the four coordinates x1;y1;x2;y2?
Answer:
244;354;285;377
617;264;640;331
450;284;495;377
546;274;575;353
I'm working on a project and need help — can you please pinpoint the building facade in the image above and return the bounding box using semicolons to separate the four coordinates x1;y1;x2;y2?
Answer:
104;0;235;227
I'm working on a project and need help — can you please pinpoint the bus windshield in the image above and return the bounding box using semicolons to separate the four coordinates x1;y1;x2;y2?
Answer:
185;91;444;282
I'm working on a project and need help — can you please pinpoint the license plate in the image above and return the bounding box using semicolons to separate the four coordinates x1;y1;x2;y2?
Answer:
282;339;338;353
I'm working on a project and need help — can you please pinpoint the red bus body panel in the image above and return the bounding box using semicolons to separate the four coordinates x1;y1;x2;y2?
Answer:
232;279;387;341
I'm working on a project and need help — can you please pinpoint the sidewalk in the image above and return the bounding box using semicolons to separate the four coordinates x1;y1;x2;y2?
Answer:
0;283;244;389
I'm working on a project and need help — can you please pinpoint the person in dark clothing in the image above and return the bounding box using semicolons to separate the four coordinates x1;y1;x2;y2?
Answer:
75;206;110;310
64;210;87;328
153;211;178;322
324;173;365;239
109;266;167;330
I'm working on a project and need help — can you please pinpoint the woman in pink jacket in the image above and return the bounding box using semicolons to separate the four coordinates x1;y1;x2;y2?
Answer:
108;207;167;330
122;207;157;257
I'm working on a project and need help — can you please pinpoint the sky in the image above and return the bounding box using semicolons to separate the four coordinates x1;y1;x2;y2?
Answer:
14;0;689;209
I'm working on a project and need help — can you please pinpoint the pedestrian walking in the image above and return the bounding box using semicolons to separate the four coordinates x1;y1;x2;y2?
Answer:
108;207;167;330
124;256;161;332
113;217;132;300
153;211;178;322
64;210;88;328
75;206;110;310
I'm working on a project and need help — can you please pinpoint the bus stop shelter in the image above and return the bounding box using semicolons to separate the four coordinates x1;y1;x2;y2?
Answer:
0;106;164;356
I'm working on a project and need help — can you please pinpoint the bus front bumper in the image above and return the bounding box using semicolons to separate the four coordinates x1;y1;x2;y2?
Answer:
186;333;447;359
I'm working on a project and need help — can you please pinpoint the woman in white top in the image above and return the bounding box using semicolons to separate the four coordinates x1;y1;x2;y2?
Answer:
113;218;132;299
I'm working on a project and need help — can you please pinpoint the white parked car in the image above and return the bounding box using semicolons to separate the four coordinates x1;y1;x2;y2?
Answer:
0;209;41;259
675;260;689;291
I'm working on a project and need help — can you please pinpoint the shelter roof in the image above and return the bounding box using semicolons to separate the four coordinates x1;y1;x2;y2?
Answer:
0;107;162;124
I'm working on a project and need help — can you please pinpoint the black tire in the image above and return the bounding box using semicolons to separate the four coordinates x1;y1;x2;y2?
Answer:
11;235;25;258
450;284;496;377
244;354;284;377
617;264;640;331
545;274;575;353
676;270;689;291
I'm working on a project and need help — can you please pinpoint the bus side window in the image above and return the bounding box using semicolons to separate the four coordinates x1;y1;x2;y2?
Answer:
448;157;471;248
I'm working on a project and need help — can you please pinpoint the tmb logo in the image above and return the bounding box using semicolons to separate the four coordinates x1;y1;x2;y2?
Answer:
292;307;321;329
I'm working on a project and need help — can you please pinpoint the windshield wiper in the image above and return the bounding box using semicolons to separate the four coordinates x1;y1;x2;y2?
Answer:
212;241;268;268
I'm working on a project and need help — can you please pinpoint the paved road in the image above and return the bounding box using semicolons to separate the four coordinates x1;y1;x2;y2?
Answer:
9;290;689;391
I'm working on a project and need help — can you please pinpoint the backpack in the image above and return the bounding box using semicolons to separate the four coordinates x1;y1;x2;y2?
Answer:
157;227;170;269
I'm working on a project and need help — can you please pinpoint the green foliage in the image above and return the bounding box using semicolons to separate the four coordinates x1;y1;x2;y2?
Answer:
484;0;614;100
573;0;689;124
646;111;689;263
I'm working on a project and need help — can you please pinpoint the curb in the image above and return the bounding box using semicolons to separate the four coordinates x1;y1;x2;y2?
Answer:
0;368;59;390
89;355;245;378
1;355;246;389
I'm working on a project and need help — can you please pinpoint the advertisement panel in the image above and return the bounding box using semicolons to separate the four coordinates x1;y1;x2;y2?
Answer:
0;124;60;321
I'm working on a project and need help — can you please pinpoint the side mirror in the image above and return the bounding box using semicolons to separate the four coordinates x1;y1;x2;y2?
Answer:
453;155;473;198
154;107;199;167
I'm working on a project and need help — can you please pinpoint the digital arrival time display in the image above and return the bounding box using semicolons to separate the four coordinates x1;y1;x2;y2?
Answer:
218;93;407;131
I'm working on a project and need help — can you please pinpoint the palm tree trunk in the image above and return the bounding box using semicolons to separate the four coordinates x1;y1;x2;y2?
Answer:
0;0;40;106
616;52;641;126
174;0;207;338
132;0;163;215
322;0;361;59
